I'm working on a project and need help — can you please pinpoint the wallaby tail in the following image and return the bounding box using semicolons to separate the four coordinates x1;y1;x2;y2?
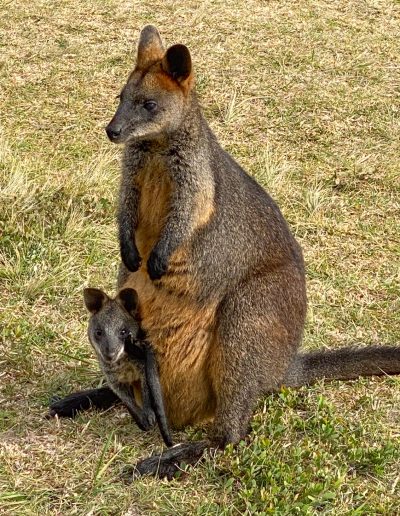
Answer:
283;345;400;388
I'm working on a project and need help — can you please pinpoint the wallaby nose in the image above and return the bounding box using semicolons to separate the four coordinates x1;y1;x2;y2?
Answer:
101;348;113;362
106;124;122;142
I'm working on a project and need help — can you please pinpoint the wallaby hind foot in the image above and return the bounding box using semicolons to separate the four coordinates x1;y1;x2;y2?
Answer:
48;387;120;418
122;441;209;481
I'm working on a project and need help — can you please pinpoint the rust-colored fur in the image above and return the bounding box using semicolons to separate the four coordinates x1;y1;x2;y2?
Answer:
123;268;217;428
134;158;172;261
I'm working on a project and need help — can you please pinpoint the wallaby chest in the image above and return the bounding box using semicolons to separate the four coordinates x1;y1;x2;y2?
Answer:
134;156;172;260
101;357;141;385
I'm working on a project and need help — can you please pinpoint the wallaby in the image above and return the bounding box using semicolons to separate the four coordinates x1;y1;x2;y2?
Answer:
50;26;400;479
83;287;172;447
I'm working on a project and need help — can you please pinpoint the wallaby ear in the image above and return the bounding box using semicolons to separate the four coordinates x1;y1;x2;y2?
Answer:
83;288;108;314
136;25;164;69
162;44;192;83
116;288;139;316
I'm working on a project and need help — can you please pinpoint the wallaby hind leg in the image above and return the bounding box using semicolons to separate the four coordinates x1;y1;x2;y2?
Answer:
126;273;304;479
125;359;267;480
209;273;303;445
125;382;258;482
48;386;120;418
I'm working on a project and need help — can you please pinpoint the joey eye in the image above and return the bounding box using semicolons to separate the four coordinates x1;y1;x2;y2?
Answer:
95;329;103;338
143;100;157;112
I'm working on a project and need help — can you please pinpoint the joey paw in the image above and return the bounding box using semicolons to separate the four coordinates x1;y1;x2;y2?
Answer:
48;397;77;418
134;409;156;431
143;409;156;429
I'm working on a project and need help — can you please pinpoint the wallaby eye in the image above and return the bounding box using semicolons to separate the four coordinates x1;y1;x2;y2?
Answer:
119;328;128;338
95;329;103;338
143;100;157;112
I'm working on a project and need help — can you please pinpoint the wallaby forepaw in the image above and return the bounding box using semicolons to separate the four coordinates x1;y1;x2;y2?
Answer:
142;409;157;430
132;409;156;431
121;242;142;273
147;248;169;280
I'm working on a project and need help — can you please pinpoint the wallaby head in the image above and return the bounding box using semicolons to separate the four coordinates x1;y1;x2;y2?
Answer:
106;25;194;143
83;288;143;364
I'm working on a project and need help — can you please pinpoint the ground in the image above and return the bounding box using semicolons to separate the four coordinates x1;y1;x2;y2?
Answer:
0;0;399;514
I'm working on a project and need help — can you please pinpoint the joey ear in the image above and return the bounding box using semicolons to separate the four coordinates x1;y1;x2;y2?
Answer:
162;44;192;83
116;288;139;316
83;288;108;314
136;25;165;69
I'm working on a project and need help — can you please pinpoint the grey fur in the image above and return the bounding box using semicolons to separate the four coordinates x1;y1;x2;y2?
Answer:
83;288;173;446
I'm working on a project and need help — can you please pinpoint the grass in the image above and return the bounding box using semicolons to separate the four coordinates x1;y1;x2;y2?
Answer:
0;0;399;513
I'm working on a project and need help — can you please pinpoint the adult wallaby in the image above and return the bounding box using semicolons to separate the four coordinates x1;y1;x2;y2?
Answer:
50;26;400;479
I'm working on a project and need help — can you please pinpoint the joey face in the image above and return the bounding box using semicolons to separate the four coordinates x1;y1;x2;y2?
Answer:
106;26;193;143
83;288;142;364
87;304;139;363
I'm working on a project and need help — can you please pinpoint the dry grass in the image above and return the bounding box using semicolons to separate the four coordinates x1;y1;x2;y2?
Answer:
1;0;399;514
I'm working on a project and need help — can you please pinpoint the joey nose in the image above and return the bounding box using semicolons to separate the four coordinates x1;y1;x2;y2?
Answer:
106;124;122;142
102;350;113;362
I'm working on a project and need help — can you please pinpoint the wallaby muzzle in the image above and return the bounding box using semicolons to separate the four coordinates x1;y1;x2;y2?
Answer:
106;101;132;143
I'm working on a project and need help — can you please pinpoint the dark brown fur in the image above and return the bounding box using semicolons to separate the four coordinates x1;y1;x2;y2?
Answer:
50;26;400;478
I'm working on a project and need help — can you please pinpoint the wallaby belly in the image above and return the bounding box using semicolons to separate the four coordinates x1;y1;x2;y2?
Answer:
123;269;217;428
